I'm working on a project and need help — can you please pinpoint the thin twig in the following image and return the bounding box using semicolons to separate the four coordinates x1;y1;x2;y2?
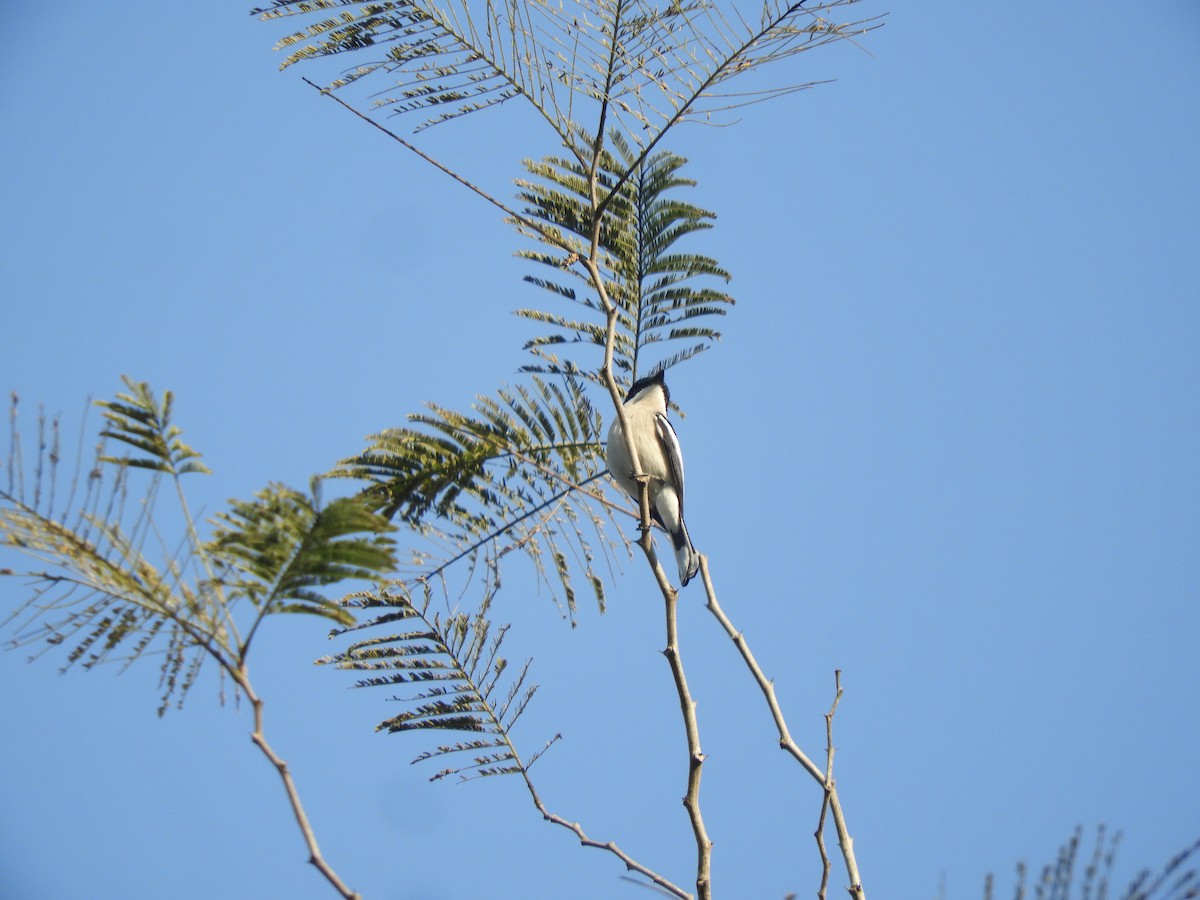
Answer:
518;761;694;899
699;558;823;780
235;666;360;900
828;789;863;899
698;558;865;898
816;670;843;899
301;78;573;256
816;791;832;899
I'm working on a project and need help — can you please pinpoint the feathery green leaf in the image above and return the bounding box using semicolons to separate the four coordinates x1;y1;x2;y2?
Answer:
3;385;399;714
253;0;880;163
2;411;222;711
97;376;210;477
330;374;621;618
208;481;397;629
319;586;539;781
514;134;733;385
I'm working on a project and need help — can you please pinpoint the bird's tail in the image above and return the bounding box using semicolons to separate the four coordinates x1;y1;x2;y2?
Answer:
672;519;701;587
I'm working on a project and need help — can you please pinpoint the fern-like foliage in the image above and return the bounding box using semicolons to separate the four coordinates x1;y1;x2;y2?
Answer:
252;0;881;164
514;131;733;386
98;376;211;477
1;381;397;713
2;386;223;710
209;480;397;634
255;0;551;136
330;374;622;620
0;480;216;710
318;585;547;782
324;146;729;614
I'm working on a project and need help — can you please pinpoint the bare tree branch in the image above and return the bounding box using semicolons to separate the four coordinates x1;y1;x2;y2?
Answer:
235;666;361;899
518;752;695;899
698;558;865;897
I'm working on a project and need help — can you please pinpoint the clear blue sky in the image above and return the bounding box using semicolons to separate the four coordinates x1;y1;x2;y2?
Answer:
2;2;1198;898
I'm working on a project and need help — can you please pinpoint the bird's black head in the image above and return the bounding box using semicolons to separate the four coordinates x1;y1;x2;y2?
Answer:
625;368;669;407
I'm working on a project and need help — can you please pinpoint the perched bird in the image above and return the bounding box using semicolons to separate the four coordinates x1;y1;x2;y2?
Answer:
605;370;701;587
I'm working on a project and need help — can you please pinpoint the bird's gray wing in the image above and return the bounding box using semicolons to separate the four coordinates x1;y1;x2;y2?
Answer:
654;412;686;513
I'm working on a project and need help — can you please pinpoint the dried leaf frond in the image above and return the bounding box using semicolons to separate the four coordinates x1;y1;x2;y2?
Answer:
985;825;1200;900
254;0;882;162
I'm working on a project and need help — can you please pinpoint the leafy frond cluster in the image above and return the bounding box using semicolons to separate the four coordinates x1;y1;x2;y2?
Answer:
322;141;734;621
256;0;529;134
1;381;396;713
2;385;223;710
330;375;623;619
1;485;215;708
210;481;396;630
514;132;733;386
253;0;882;162
318;585;544;781
98;378;211;477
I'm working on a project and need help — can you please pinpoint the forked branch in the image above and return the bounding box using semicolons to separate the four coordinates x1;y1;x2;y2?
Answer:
698;558;865;897
519;746;694;899
323;583;689;895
